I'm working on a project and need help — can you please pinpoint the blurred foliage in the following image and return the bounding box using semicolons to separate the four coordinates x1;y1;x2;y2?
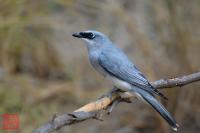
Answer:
0;0;68;78
0;0;200;133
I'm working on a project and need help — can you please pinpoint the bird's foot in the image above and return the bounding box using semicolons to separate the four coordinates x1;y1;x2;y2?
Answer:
110;87;126;93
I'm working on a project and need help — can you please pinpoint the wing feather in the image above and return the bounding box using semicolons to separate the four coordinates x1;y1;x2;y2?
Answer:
99;52;167;99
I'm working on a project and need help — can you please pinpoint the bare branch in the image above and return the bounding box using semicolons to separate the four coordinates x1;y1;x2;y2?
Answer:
33;72;200;133
151;72;200;89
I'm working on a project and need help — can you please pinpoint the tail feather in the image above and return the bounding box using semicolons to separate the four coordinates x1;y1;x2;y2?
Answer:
148;83;168;100
153;88;168;100
131;88;179;131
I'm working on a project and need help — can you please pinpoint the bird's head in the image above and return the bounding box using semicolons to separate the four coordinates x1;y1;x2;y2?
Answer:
72;30;110;47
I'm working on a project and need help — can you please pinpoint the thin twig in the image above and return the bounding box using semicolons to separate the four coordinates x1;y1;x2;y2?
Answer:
151;72;200;89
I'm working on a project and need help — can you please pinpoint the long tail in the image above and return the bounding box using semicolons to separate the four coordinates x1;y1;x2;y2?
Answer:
130;88;179;131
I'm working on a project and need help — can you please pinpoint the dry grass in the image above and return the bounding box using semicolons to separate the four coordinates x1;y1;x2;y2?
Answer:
0;0;200;132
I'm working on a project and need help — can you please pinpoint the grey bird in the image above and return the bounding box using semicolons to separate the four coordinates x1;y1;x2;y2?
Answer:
72;30;179;131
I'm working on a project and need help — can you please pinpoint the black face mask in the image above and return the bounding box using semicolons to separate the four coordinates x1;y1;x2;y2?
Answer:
72;32;95;40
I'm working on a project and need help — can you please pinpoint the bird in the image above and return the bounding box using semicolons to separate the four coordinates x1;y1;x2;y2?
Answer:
72;30;179;131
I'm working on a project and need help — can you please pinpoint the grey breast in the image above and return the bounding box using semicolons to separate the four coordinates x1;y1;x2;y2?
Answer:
88;50;107;77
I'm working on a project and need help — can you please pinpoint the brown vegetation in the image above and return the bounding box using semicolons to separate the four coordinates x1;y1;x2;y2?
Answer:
0;0;200;133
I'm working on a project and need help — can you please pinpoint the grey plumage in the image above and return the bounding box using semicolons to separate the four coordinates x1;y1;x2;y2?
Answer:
72;30;179;131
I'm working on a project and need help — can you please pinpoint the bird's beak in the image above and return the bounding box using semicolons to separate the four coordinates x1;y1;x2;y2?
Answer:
72;32;83;38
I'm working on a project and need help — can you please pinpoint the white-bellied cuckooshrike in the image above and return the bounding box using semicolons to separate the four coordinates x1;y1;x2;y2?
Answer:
72;30;179;131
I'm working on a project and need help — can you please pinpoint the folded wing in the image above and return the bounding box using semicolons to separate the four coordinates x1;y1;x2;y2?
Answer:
98;52;167;99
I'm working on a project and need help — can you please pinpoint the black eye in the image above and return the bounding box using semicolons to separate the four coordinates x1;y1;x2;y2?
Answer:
87;33;95;39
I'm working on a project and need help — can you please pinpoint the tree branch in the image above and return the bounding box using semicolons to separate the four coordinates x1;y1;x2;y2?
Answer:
151;72;200;89
33;72;200;133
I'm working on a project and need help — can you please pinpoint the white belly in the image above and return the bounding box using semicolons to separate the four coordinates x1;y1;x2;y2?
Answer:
105;75;132;91
105;75;145;102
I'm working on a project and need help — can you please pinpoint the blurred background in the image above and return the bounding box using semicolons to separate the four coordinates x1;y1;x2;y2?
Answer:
0;0;200;133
